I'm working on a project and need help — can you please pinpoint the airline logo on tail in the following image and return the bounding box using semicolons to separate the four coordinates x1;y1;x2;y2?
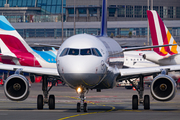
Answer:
0;16;57;68
147;10;179;56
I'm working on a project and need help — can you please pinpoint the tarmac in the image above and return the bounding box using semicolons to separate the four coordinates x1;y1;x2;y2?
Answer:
0;83;180;120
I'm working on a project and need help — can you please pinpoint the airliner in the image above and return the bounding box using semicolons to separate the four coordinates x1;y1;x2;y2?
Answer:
0;0;178;112
124;10;180;68
0;17;57;68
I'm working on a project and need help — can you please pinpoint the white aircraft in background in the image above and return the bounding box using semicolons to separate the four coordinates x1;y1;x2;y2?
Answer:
123;51;159;68
124;10;180;68
0;0;178;112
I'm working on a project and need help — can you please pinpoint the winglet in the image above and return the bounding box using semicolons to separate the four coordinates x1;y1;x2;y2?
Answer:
100;0;108;37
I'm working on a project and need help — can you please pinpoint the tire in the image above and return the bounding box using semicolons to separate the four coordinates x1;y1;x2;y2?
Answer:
37;95;43;109
144;95;150;110
83;103;88;112
132;95;138;110
77;102;81;112
49;95;55;110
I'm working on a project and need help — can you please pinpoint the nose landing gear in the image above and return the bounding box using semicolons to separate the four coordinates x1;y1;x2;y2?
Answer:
76;86;88;112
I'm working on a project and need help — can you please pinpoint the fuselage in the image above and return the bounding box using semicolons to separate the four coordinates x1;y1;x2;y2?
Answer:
57;34;122;89
123;51;159;68
0;49;57;68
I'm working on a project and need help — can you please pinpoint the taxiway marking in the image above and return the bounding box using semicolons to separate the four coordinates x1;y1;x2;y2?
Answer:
58;96;115;120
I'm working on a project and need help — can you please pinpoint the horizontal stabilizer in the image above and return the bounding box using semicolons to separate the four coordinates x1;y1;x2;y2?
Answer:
122;44;177;52
0;54;19;60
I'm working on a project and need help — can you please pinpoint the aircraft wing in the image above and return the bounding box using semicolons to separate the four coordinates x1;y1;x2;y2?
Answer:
0;64;59;76
122;44;177;52
118;64;180;80
159;53;178;60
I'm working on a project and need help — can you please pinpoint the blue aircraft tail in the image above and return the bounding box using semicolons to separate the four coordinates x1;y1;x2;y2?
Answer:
100;0;107;37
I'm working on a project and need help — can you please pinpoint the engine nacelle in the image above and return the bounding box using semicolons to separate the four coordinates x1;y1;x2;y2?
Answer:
150;74;176;101
4;74;30;101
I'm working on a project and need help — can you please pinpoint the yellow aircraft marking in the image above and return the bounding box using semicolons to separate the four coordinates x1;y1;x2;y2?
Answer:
58;96;115;120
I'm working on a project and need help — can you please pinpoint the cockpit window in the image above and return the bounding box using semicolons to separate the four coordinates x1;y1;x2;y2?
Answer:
92;48;102;57
80;49;92;55
60;48;102;57
68;49;79;55
60;48;69;57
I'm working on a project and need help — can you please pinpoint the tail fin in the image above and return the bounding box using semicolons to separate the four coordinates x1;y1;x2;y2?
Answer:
0;16;33;54
147;10;179;56
100;0;107;36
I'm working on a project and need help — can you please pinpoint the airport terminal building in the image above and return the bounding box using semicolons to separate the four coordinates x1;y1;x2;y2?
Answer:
0;0;180;46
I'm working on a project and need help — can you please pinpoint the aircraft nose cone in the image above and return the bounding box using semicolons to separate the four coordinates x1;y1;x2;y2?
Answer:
60;56;101;73
58;56;105;88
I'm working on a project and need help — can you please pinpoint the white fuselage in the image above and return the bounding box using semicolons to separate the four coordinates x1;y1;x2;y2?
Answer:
123;51;159;68
56;34;122;89
124;50;180;68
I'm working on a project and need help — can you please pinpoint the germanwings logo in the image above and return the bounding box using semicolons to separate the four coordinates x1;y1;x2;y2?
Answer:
147;10;178;56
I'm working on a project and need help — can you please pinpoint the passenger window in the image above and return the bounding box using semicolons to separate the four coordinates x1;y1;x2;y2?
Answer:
60;48;69;57
92;48;102;57
68;49;79;55
80;49;92;55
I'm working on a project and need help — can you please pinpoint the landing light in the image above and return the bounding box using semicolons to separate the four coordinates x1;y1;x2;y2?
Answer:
77;87;82;94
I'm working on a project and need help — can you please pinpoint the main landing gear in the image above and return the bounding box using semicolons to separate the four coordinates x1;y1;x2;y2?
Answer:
76;86;88;112
37;76;56;110
128;75;150;110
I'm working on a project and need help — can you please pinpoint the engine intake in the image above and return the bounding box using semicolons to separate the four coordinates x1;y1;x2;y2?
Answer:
150;74;176;101
4;74;30;101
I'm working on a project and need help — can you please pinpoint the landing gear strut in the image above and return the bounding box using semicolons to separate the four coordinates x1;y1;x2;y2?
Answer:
128;75;150;110
76;86;88;112
37;76;56;110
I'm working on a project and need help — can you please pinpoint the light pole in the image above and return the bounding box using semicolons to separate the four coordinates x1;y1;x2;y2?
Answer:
151;0;153;10
35;0;37;7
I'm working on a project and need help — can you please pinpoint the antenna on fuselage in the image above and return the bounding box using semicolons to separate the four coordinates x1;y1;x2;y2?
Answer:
100;0;108;37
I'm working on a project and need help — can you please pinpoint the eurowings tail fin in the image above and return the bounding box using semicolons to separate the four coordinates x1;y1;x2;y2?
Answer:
0;16;33;54
147;10;179;56
100;0;108;37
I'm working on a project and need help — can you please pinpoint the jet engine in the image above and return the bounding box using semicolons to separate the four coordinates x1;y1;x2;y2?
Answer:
4;74;30;101
150;74;176;101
